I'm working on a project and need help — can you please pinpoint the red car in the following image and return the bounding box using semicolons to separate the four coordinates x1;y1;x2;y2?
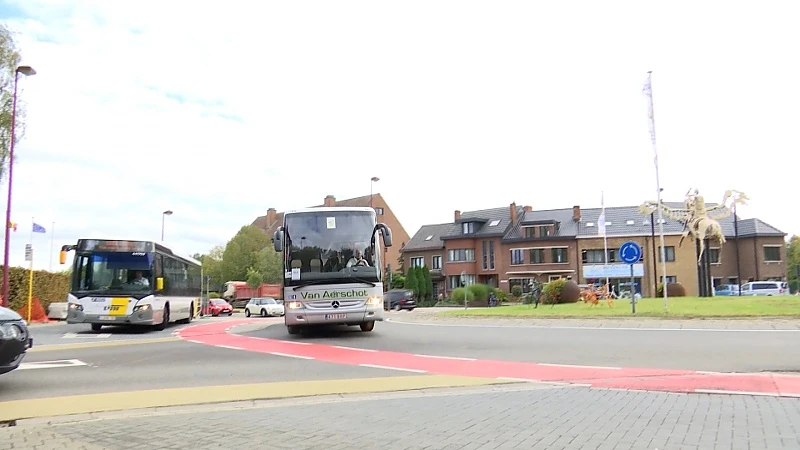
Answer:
207;299;233;316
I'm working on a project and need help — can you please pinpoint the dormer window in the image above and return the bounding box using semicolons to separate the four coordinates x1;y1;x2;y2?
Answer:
424;235;433;241
626;220;635;225
539;226;551;237
462;222;476;234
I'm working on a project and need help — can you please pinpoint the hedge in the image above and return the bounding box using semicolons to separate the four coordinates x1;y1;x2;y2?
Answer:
0;266;69;311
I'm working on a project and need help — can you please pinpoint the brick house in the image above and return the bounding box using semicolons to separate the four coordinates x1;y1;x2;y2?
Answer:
403;201;788;298
400;222;452;299
251;194;411;274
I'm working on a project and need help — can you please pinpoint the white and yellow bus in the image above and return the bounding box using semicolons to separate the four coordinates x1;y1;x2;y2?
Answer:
60;239;201;332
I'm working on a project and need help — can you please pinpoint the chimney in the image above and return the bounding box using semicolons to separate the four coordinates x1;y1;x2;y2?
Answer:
523;205;532;212
266;208;277;226
510;202;517;224
454;210;461;221
572;205;581;221
324;195;336;207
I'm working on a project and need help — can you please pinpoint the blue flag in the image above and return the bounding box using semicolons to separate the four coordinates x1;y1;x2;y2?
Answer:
32;222;46;233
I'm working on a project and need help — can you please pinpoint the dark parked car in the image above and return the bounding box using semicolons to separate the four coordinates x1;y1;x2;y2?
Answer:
1;306;32;375
383;289;416;311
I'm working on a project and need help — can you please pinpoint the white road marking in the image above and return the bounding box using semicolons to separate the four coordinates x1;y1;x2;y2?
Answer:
497;376;541;382
269;352;314;360
413;354;477;361
385;318;800;333
359;364;427;373
693;389;800;397
215;345;245;351
278;340;312;345
18;359;88;370
186;340;204;345
62;333;112;339
538;363;622;370
332;345;378;352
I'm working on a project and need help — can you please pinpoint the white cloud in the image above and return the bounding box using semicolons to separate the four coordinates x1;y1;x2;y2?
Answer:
1;0;798;271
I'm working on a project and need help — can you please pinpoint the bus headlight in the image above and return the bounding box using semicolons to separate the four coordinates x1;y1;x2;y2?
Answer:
133;304;151;312
68;302;83;311
366;296;382;306
286;301;303;309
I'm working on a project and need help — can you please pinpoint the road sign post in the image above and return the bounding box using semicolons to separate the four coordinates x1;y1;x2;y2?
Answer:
460;271;467;310
619;241;642;314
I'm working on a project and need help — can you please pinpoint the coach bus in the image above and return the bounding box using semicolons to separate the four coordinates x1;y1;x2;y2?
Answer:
60;239;201;332
272;206;393;335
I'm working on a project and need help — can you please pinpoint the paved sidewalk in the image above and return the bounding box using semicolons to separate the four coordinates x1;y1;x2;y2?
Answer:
388;308;800;330
2;384;799;449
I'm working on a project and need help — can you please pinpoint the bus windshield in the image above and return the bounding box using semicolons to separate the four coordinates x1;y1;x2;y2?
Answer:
284;210;381;285
73;252;154;294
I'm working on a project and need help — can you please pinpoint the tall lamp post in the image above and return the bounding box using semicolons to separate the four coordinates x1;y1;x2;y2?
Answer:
161;210;173;242
2;65;36;308
370;176;380;208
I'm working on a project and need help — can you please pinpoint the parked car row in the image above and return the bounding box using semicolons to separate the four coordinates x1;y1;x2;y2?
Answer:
714;281;790;296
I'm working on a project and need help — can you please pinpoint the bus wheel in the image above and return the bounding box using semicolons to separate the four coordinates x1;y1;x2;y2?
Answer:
287;326;299;335
155;305;169;331
91;323;102;332
359;321;375;332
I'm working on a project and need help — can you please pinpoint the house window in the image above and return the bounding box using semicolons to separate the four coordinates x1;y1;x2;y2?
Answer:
539;226;551;237
482;241;495;270
374;207;384;215
708;248;720;264
489;241;495;270
763;246;781;262
432;256;442;270
448;249;475;262
424;235;433;241
524;227;535;238
448;274;475;289
548;275;562;281
511;249;525;265
410;257;424;268
728;277;739;285
529;249;545;264
551;248;568;263
509;278;537;294
581;249;616;264
661;275;677;284
488;219;501;227
462;222;476;234
658;246;676;262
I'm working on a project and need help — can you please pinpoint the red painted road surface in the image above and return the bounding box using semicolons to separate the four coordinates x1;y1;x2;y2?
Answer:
178;320;800;398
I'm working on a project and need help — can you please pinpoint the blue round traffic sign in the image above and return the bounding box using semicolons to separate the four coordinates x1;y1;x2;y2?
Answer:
619;241;642;265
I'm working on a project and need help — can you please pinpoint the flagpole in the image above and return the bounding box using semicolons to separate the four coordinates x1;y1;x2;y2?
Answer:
27;217;34;322
644;71;669;310
601;192;609;289
49;221;55;272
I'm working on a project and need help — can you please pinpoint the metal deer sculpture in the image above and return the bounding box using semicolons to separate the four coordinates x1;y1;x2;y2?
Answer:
638;189;749;264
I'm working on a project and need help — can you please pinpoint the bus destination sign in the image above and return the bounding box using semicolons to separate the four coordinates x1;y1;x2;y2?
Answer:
77;240;153;253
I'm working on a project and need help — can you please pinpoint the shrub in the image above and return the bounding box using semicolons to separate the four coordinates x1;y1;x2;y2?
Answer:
449;287;475;305
0;266;69;312
467;284;491;302
541;278;573;304
209;291;221;298
510;285;523;299
656;282;687;297
492;288;507;303
15;297;48;322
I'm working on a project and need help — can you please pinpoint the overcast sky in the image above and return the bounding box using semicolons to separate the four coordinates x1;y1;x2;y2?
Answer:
1;0;797;271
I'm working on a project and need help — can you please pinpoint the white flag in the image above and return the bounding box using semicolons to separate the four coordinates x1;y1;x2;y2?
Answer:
643;71;656;145
597;192;606;236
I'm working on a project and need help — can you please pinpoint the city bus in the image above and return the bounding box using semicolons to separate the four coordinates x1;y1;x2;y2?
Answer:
272;206;393;335
60;239;201;332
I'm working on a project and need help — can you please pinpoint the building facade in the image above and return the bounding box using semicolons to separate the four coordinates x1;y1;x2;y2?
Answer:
251;194;412;275
402;201;788;298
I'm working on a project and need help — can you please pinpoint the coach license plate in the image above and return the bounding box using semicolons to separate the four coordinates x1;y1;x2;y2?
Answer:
99;316;116;321
324;314;346;320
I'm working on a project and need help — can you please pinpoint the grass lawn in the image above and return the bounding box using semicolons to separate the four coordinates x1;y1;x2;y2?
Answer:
439;296;800;319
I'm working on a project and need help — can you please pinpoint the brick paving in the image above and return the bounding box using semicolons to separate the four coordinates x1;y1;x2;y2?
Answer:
2;384;799;449
389;307;800;330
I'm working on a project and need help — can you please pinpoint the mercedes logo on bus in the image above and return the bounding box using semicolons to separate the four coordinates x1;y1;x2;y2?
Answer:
331;301;340;309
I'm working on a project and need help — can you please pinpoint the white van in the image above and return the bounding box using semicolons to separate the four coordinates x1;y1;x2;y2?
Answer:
740;281;788;296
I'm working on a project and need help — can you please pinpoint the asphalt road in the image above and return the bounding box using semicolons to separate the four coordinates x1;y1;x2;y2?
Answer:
243;317;800;373
0;339;411;402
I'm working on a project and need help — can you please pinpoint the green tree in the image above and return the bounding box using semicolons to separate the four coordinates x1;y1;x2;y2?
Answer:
254;247;282;284
404;267;418;295
0;25;27;181
245;267;262;288
221;226;272;282
412;266;426;300
390;272;405;289
422;267;433;301
196;245;224;291
788;235;800;293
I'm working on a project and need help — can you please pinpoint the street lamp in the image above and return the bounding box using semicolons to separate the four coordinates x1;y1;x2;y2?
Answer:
370;176;380;208
161;210;173;241
2;65;36;308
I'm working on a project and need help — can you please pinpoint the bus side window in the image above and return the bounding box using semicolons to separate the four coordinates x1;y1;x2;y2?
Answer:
154;255;164;293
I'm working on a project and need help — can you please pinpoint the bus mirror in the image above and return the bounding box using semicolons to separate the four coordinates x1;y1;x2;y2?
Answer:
272;229;282;252
379;224;393;247
59;250;67;265
156;277;164;291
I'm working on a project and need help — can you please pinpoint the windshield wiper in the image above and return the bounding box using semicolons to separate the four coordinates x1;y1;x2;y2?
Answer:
292;278;377;290
291;280;332;291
